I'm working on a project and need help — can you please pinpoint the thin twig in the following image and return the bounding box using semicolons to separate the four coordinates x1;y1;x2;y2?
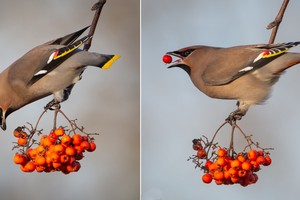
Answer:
57;109;77;133
234;123;274;152
56;109;99;137
267;0;290;44
83;0;107;51
206;121;228;158
233;123;252;149
229;123;235;157
33;109;48;132
53;108;59;130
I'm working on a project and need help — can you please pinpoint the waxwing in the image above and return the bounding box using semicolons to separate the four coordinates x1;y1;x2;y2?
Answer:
166;42;300;121
0;26;120;130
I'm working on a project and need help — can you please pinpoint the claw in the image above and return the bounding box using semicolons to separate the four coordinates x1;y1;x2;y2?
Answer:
226;110;244;124
44;99;61;111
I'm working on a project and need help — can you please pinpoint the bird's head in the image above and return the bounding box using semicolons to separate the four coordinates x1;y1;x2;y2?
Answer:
164;46;200;75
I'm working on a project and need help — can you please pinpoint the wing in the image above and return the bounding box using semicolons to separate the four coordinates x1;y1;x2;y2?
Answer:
45;26;90;46
202;42;300;86
28;35;91;85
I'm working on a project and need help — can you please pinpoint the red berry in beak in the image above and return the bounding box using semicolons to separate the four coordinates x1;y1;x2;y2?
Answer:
162;54;172;64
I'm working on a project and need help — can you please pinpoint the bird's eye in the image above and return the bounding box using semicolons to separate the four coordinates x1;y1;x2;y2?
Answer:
181;50;193;57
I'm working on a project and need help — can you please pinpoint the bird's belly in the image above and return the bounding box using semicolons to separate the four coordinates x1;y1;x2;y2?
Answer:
30;69;84;95
195;76;272;105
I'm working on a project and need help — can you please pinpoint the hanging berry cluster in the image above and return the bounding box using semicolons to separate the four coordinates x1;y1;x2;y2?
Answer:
189;121;273;187
12;108;98;174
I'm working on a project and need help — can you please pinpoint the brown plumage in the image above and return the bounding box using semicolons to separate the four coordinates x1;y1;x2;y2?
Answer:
166;42;300;120
0;27;120;130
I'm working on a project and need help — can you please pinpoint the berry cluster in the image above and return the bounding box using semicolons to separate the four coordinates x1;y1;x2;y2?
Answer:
13;126;96;174
191;138;272;186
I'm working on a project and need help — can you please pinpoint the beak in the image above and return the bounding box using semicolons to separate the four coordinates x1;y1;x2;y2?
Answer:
0;109;6;131
165;51;191;75
1;120;6;131
165;51;185;68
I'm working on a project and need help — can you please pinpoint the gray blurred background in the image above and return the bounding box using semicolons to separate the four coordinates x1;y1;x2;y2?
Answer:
142;0;300;199
0;0;139;200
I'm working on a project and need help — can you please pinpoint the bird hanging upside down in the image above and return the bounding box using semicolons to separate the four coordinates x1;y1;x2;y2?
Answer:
165;42;300;121
0;26;120;130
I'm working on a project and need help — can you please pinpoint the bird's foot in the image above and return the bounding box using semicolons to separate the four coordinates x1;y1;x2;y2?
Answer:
225;111;244;125
44;100;61;111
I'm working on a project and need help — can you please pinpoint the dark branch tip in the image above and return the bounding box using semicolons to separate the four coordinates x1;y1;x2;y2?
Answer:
91;0;107;11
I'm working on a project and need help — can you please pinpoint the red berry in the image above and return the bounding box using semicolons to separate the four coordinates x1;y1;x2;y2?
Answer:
80;141;91;151
247;150;258;161
202;173;213;184
48;132;58;143
208;163;218;173
241;161;252;171
217;148;227;157
13;153;28;165
216;157;226;167
237;154;246;163
213;170;224;181
230;159;241;169
256;156;266;165
162;54;172;64
197;150;207;159
204;160;213;169
263;156;272;166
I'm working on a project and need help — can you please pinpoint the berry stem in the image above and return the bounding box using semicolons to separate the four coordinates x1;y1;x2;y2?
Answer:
33;109;48;132
56;109;99;137
228;122;236;157
206;121;228;159
233;123;254;150
53;108;59;130
232;122;274;152
205;120;274;160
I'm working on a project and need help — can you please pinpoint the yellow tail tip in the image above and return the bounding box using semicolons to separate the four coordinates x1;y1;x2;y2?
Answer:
102;55;121;69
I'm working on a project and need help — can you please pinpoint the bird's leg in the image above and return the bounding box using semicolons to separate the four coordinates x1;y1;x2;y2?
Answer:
225;101;247;124
45;85;74;111
226;110;245;124
44;99;61;111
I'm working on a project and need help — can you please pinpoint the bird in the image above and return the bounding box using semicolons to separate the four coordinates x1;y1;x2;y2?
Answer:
0;26;120;130
165;42;300;122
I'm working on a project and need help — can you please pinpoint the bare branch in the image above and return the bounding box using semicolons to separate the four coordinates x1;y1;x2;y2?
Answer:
267;0;290;44
83;0;107;51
